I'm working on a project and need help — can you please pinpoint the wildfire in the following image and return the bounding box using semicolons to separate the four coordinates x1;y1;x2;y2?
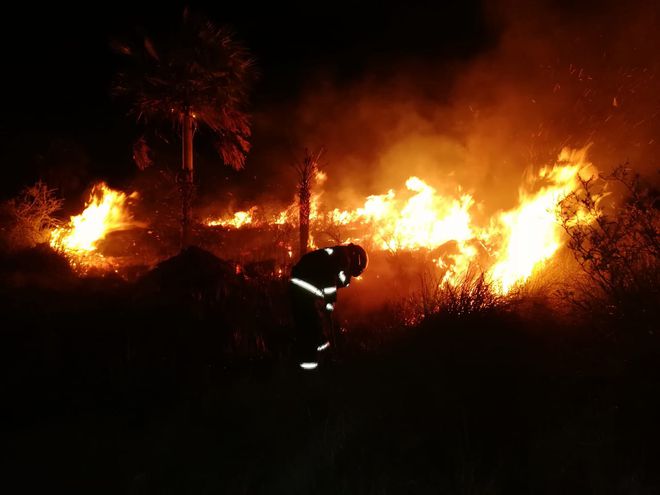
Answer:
487;148;597;292
50;182;139;269
205;147;598;294
206;207;256;228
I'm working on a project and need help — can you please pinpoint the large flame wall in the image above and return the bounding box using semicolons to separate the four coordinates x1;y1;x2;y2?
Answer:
206;147;599;294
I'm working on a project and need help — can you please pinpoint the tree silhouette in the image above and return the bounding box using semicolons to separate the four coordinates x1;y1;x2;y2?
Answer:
114;9;256;247
292;148;324;257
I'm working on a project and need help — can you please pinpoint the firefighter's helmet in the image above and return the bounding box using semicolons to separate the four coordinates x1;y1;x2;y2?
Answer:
347;243;368;277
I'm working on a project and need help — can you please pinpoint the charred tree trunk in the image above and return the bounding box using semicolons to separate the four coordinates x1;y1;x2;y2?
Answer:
294;148;324;258
299;185;311;257
180;110;195;248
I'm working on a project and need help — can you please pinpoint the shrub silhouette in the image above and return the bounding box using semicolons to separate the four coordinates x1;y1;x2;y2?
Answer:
558;166;659;332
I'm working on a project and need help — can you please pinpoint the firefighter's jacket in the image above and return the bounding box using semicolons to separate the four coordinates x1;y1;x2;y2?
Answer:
290;246;353;308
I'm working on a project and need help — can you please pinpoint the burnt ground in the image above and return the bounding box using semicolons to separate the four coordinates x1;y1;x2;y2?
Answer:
2;247;660;494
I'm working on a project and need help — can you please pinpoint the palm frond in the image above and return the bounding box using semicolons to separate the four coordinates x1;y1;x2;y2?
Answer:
112;11;257;168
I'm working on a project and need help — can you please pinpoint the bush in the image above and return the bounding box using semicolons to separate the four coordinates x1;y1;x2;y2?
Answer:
558;166;659;330
401;267;516;325
1;181;63;251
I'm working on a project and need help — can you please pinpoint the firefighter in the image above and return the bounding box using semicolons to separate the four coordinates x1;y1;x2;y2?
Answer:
289;243;368;370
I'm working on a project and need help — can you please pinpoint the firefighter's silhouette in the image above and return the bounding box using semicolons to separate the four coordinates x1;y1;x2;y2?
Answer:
289;243;368;369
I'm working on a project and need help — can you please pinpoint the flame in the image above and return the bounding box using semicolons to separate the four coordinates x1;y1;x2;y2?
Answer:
486;147;597;292
326;178;474;252
206;207;256;228
315;170;327;184
206;194;323;229
205;147;598;294
50;182;139;268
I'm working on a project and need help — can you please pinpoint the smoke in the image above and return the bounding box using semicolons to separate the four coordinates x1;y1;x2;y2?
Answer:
454;0;660;201
235;0;659;218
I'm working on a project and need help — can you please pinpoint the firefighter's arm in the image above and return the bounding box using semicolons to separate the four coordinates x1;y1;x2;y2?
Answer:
325;288;337;302
321;284;337;312
337;269;351;288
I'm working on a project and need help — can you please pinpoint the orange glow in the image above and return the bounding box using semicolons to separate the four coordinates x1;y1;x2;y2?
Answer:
315;170;327;184
205;147;598;294
206;207;256;228
486;148;597;292
50;182;139;270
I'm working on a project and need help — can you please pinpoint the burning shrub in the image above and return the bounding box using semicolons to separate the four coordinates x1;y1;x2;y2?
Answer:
558;166;660;329
1;181;63;252
402;267;515;325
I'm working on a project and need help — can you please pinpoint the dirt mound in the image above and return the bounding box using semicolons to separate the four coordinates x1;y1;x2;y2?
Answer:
0;244;76;289
135;246;243;313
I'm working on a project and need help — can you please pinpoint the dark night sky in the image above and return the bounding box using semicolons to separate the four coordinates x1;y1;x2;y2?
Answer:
0;1;491;199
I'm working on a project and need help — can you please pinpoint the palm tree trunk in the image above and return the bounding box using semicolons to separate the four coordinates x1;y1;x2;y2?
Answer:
295;149;321;258
299;186;310;257
181;110;195;248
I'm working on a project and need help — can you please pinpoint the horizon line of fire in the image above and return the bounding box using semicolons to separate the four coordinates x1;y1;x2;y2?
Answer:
48;147;601;294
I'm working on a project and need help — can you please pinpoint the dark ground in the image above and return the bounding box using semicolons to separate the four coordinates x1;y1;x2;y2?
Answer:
2;247;659;494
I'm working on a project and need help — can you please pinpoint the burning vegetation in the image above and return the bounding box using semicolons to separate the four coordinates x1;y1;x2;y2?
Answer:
4;3;660;493
202;146;599;296
3;136;649;334
48;182;141;272
36;143;654;324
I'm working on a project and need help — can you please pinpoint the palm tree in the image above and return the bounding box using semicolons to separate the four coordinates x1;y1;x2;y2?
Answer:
293;148;324;257
114;9;256;247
